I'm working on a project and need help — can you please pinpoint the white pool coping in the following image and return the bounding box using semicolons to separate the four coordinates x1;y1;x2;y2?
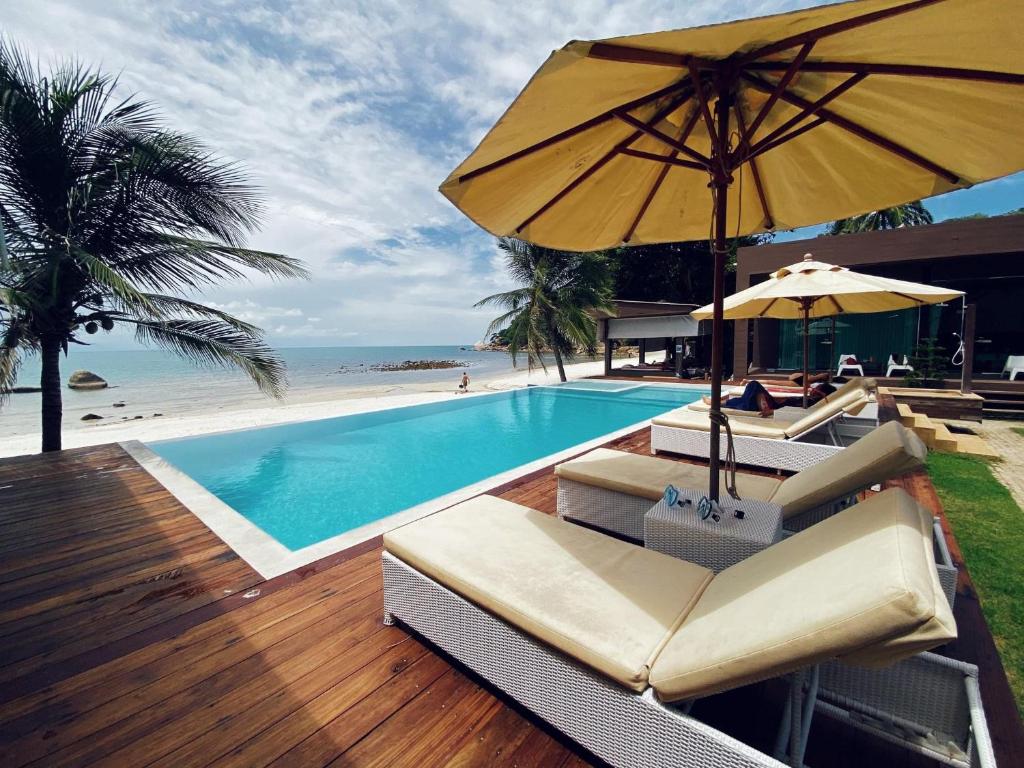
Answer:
125;381;711;579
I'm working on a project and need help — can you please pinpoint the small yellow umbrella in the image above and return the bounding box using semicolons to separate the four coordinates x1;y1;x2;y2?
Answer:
692;254;964;403
440;0;1024;500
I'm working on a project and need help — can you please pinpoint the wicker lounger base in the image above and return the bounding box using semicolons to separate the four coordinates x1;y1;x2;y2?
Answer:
381;553;991;768
650;424;844;473
556;479;958;608
383;552;787;768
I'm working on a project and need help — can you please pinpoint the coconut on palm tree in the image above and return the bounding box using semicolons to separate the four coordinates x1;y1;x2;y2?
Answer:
0;42;308;452
828;201;933;235
476;237;613;382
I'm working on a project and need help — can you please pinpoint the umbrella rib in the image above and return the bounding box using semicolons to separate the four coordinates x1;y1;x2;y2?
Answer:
456;81;690;184
586;43;702;68
619;148;705;170
613;110;711;167
829;295;845;314
689;65;724;179
891;291;926;304
741;72;961;184
757;298;779;317
737;0;946;66
746;117;828;164
732;103;773;229
740;42;814;154
622;107;703;243
513;91;692;234
745;61;1024;86
739;73;867;163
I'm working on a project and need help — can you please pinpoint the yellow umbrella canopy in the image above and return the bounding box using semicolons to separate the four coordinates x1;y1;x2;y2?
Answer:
441;0;1024;501
441;0;1024;249
691;255;964;320
692;255;964;403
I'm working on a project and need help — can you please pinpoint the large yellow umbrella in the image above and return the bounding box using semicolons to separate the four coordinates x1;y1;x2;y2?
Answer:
692;254;964;404
440;0;1024;500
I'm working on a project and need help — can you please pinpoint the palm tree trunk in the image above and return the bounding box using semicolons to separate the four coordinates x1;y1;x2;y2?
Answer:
553;347;567;382
40;335;63;453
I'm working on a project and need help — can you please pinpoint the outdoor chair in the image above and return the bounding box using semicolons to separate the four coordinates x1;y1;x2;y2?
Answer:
382;489;992;768
887;354;914;377
836;354;865;377
554;421;957;607
1001;355;1024;381
650;379;877;472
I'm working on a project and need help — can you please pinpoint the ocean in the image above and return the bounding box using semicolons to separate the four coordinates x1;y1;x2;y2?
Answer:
1;345;566;436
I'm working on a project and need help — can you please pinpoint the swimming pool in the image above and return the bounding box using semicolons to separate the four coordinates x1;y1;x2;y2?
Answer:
150;383;705;557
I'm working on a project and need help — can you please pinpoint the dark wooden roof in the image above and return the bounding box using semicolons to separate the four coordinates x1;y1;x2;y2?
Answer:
736;214;1024;281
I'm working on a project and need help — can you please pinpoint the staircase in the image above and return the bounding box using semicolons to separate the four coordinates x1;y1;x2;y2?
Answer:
974;387;1024;420
896;404;1000;458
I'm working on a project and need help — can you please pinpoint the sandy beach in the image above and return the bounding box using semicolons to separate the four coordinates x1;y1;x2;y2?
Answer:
0;355;645;458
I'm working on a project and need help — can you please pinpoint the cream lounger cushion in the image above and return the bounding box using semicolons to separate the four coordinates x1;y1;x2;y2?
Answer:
771;421;927;517
383;495;713;691
653;408;790;439
689;377;876;414
554;448;783;502
648;488;955;702
655;382;872;439
555;422;925;522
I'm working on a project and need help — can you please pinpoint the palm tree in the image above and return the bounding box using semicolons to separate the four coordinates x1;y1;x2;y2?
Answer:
828;201;933;235
0;42;308;452
476;238;613;382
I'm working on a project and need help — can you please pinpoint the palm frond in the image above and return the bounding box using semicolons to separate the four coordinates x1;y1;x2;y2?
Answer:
129;318;286;398
120;293;261;333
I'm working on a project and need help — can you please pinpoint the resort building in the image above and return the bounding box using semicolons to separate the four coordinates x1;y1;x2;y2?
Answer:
733;215;1024;394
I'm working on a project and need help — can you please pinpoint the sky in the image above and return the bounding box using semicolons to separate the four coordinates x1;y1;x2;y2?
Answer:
5;0;1022;348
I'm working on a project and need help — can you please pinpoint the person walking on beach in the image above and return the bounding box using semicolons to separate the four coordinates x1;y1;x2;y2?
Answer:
457;371;470;394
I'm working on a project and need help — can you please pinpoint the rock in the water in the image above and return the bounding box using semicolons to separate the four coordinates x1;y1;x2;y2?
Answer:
81;413;103;421
369;359;466;372
112;401;126;408
153;413;163;417
133;415;144;420
68;370;108;390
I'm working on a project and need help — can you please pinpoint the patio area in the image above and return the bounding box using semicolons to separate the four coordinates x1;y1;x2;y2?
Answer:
1;409;1021;767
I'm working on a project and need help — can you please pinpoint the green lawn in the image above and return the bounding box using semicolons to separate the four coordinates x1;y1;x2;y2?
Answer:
928;451;1024;713
1012;426;1024;439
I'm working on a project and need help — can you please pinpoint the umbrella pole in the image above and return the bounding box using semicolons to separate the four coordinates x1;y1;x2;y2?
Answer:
707;85;733;503
708;181;728;502
802;302;810;408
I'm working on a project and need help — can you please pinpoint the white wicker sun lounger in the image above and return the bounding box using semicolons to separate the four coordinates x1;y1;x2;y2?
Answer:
382;492;992;768
555;422;958;607
651;379;877;472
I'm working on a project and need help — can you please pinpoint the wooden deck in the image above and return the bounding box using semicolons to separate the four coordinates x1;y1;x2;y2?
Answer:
1;431;1021;767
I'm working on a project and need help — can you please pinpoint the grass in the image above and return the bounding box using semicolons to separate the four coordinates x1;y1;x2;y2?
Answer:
1012;426;1024;439
928;451;1024;713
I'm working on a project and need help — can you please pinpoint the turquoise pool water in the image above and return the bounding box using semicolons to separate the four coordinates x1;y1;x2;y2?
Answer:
152;384;705;550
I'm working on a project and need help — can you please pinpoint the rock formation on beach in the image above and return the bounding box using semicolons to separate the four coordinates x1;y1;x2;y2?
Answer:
367;360;467;372
68;370;108;390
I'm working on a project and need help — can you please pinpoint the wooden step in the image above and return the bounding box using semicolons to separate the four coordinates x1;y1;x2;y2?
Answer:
930;422;961;452
982;407;1024;420
954;434;1002;459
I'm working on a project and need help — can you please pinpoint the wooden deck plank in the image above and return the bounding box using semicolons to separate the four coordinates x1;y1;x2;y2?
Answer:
1;427;1020;768
0;571;369;734
1;585;381;762
265;651;453;767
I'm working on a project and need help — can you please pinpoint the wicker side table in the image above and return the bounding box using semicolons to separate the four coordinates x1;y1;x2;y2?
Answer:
644;491;784;572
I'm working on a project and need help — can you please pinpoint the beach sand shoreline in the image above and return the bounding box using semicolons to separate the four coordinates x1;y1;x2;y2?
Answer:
1;356;649;458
